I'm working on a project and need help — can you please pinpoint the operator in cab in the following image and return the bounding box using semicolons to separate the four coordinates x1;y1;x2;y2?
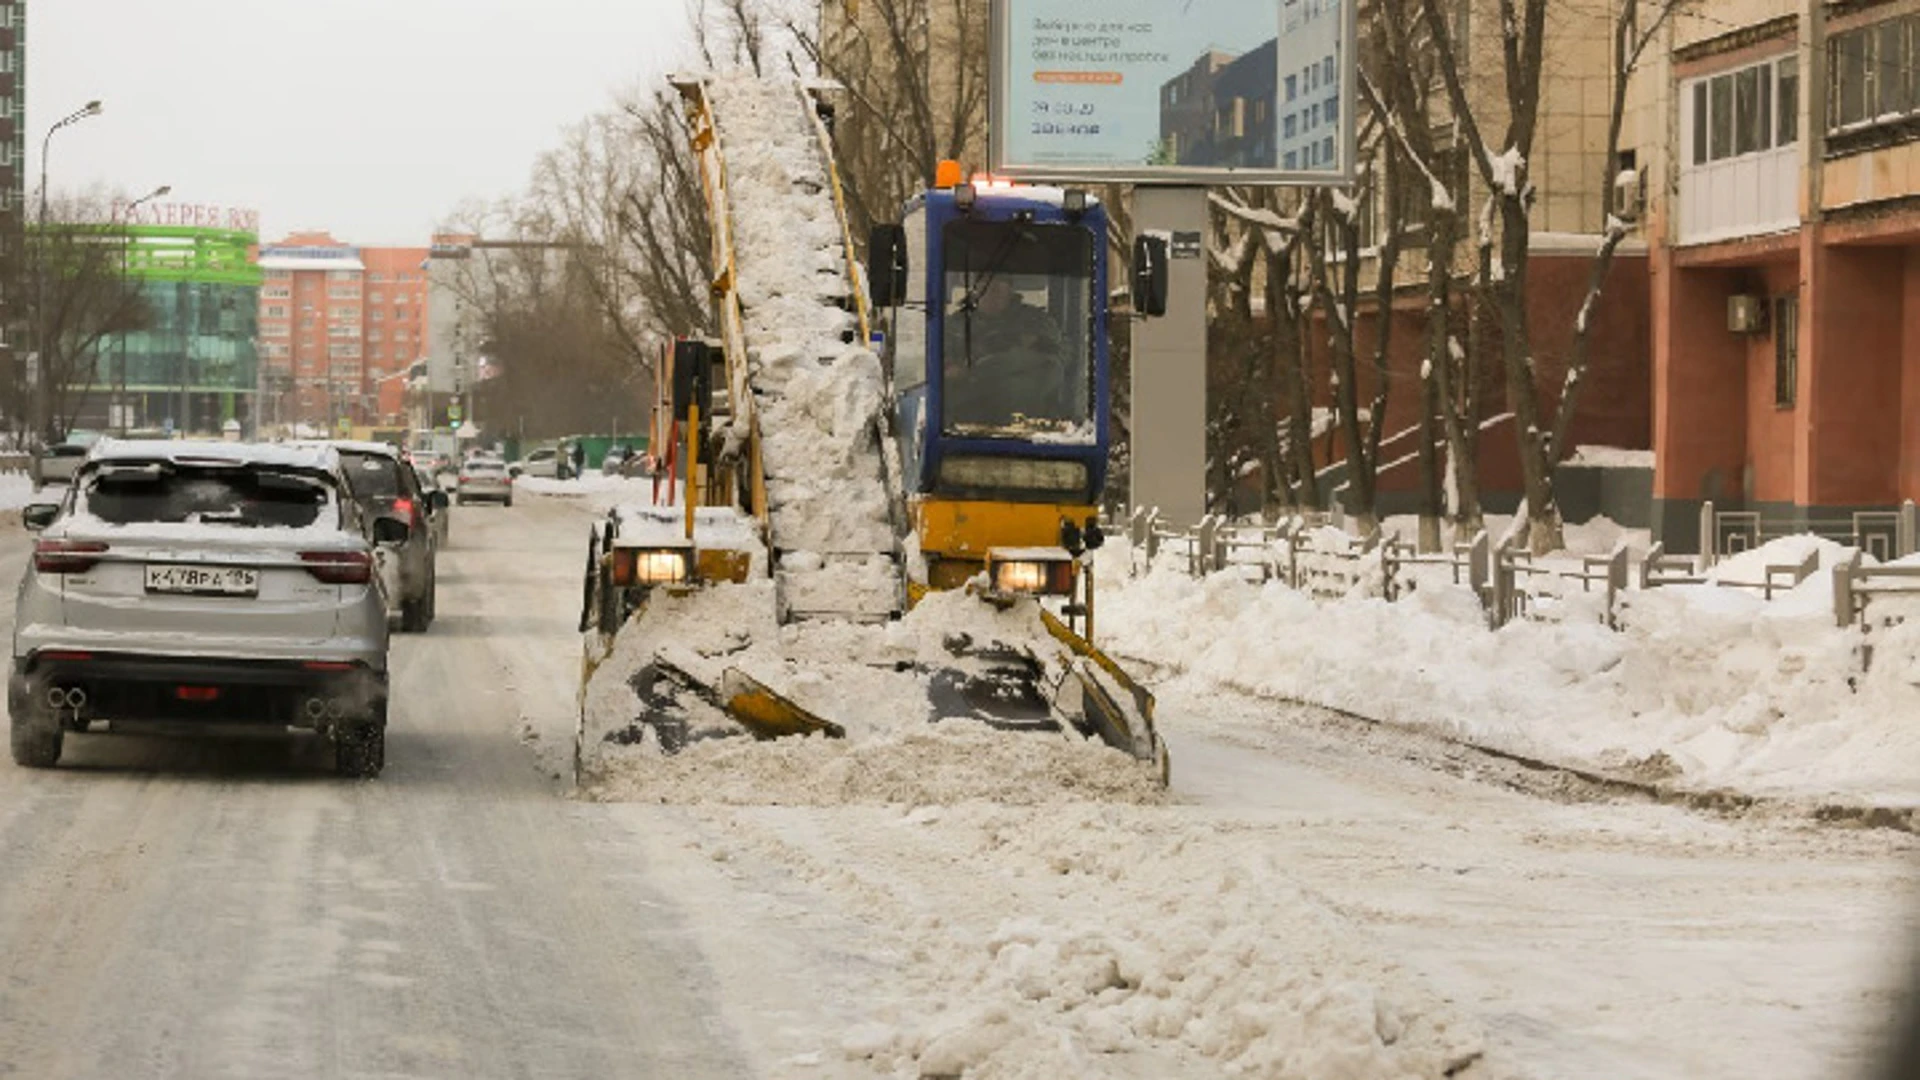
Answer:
943;276;1069;431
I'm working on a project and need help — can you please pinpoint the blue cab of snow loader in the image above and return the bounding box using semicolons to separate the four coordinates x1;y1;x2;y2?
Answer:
866;168;1168;591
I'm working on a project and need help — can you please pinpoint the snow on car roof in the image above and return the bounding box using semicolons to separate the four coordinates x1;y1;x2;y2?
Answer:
86;439;341;472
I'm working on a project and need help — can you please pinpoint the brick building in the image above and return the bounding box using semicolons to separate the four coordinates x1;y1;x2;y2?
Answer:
256;233;428;432
1644;0;1920;556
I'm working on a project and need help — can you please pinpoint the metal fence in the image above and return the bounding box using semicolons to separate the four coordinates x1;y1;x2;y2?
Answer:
1127;506;1918;632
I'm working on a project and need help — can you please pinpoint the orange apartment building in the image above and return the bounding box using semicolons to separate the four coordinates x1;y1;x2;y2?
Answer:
1648;0;1920;556
256;233;429;432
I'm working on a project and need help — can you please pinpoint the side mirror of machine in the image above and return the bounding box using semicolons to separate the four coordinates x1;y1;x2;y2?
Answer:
1132;234;1170;318
427;489;450;512
672;339;714;421
867;224;908;308
372;517;410;546
21;503;59;532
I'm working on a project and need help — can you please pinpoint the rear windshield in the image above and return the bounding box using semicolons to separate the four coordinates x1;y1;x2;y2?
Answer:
339;452;409;502
80;463;333;529
466;461;506;475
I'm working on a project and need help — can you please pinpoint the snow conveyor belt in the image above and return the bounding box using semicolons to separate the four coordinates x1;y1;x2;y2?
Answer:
703;74;902;624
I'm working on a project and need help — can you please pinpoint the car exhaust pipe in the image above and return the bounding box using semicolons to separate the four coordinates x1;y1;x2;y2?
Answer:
65;688;86;712
46;687;69;709
325;700;346;721
304;697;328;722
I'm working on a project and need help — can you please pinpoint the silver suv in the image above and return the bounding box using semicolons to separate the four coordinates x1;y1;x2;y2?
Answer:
9;441;396;776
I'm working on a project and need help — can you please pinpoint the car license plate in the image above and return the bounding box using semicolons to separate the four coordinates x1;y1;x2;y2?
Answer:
145;564;260;596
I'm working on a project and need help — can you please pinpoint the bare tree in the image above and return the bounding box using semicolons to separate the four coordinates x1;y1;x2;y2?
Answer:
1417;0;1676;553
788;0;991;236
14;193;154;442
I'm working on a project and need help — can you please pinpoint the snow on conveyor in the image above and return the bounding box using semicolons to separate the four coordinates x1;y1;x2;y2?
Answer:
705;74;900;621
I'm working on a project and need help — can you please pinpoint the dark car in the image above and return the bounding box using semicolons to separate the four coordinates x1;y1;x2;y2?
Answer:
320;441;445;632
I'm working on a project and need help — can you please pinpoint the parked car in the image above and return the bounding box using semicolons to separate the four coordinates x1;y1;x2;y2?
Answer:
457;458;513;506
28;443;90;491
412;464;452;549
8;440;396;776
510;446;563;480
600;446;630;476
321;441;445;632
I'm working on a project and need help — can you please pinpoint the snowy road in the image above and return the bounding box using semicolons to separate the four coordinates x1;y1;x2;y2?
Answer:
0;494;1913;1079
0;503;750;1079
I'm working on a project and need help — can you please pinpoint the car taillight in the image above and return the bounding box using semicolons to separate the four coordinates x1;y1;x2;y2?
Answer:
300;550;374;585
34;539;108;574
392;497;415;518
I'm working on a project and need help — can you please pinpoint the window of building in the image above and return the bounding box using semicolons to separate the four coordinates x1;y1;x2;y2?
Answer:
1325;93;1339;126
1830;15;1920;130
1773;296;1798;408
1284;114;1298;139
328;269;357;281
328;285;360;300
369;329;384;343
1323;56;1335;83
369;290;385;304
1777;57;1799;144
263;286;290;300
1321;135;1335;164
1686;54;1794;167
330;306;357;321
264;305;288;318
1285;150;1299;169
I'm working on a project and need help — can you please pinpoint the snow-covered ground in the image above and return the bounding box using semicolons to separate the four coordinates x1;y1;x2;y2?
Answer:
0;471;36;512
515;474;657;500
479;498;1916;1080
1098;534;1920;808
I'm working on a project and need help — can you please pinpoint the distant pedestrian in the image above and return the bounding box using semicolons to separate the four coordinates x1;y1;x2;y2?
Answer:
568;441;586;480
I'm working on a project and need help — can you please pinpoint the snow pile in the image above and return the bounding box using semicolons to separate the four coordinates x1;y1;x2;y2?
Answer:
1099;537;1920;806
685;804;1490;1078
0;471;35;511
580;586;1163;805
706;73;899;618
1566;445;1655;469
516;475;655;499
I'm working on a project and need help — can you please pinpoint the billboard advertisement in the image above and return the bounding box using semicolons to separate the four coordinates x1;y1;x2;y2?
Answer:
989;0;1354;184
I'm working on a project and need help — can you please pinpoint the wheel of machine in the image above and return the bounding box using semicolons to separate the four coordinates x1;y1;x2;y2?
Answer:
9;698;62;768
503;495;514;508
334;709;387;778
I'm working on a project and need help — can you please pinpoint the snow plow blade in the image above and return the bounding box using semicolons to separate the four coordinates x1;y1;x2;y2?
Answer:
1039;610;1170;782
719;668;847;741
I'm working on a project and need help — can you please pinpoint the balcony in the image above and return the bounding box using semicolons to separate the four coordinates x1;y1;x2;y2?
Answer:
1678;145;1799;246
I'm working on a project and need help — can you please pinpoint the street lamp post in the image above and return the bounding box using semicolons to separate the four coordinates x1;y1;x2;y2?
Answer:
115;183;169;435
34;99;103;444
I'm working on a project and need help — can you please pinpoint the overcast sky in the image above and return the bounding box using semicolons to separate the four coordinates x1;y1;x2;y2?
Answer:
29;0;694;246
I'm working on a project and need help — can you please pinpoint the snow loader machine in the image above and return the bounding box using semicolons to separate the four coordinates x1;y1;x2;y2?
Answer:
574;73;1171;784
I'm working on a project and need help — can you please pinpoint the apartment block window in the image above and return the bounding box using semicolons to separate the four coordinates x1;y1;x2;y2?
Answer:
328;270;356;281
1773;296;1798;408
1687;55;1795;167
1284;114;1298;139
264;304;288;318
1286;74;1297;101
1830;15;1920;131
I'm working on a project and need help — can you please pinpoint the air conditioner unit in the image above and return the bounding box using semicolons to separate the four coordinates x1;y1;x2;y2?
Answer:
1727;294;1767;334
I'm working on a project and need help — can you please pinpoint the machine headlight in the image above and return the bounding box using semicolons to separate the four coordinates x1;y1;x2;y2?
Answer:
611;546;693;586
987;549;1076;596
